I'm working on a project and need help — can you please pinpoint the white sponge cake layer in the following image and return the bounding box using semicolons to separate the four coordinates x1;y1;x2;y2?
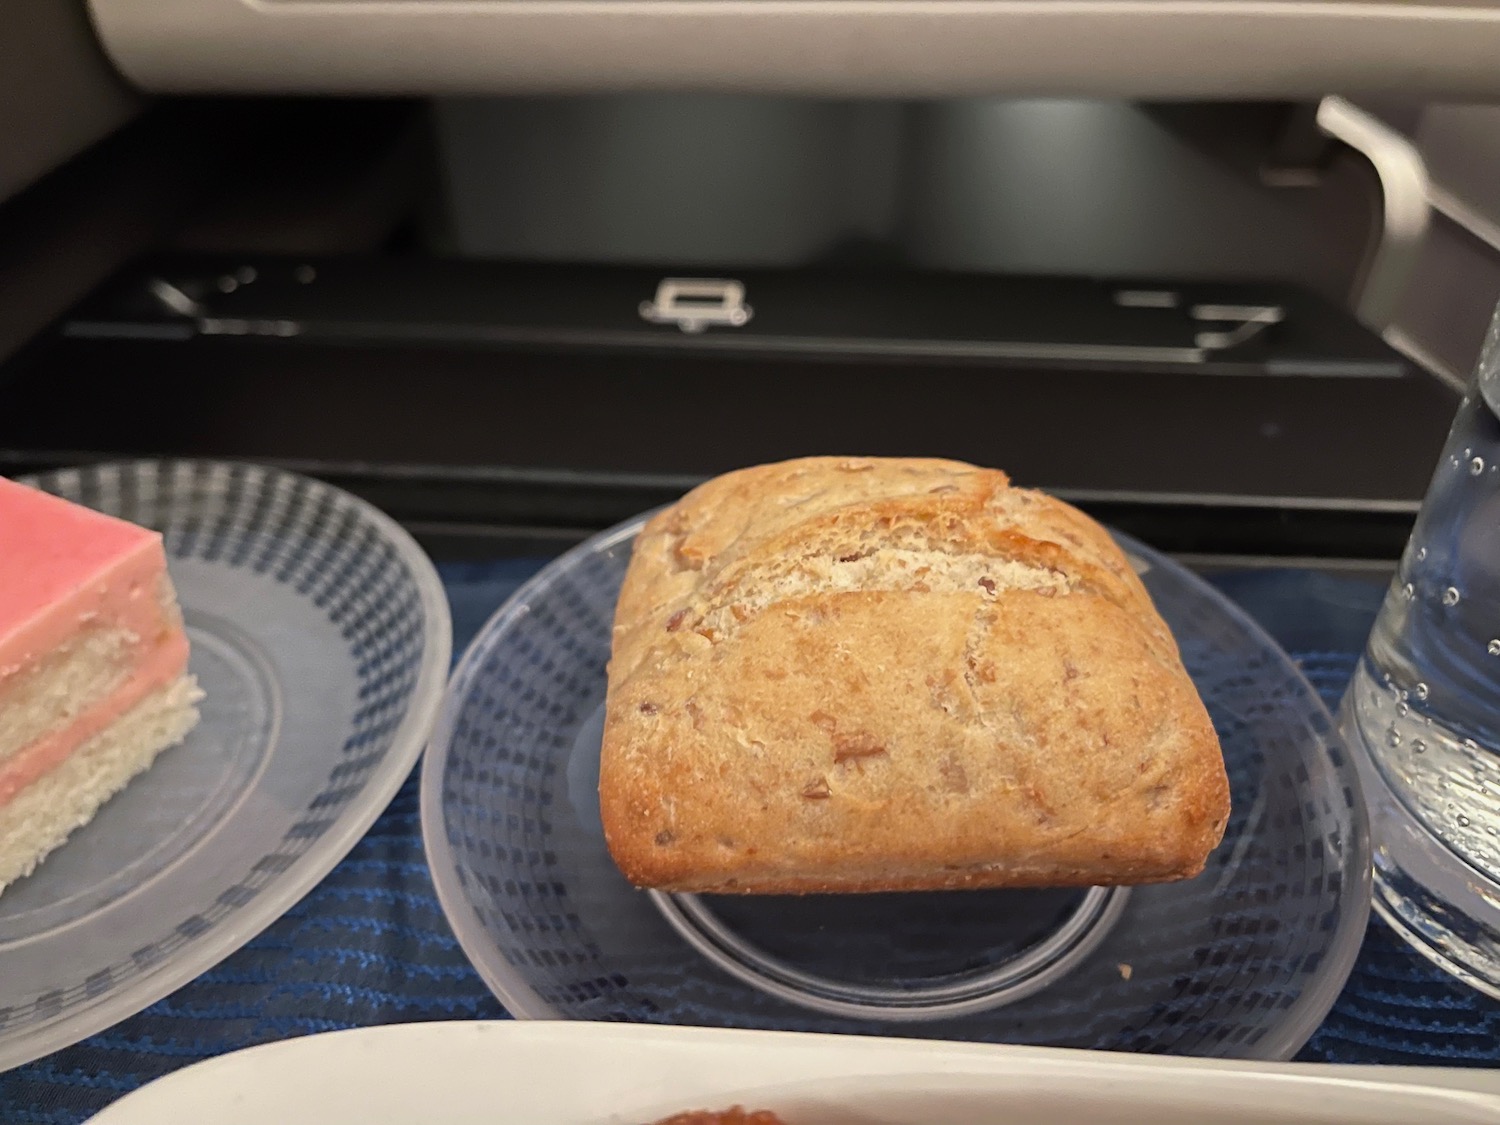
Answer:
0;629;133;764
0;674;202;893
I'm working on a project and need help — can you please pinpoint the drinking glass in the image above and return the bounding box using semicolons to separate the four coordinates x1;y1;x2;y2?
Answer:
1341;298;1500;993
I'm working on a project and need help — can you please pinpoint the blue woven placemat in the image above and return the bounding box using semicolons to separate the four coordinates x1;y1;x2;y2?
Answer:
3;559;1499;1123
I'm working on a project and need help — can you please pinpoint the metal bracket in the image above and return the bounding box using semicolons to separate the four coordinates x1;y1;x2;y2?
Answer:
1316;96;1431;332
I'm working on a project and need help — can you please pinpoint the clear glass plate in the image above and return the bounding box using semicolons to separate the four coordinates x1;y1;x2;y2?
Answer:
423;514;1371;1059
0;460;451;1070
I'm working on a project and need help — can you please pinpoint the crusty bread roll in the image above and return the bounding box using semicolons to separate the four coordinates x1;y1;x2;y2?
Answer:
600;457;1230;894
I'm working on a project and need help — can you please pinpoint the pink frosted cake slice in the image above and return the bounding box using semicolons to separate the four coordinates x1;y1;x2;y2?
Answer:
0;477;202;894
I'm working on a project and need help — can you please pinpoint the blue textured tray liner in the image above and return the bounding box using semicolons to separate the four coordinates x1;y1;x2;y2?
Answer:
3;560;1499;1124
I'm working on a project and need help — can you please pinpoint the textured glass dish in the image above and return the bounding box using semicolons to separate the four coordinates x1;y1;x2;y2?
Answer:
424;515;1370;1059
0;461;451;1070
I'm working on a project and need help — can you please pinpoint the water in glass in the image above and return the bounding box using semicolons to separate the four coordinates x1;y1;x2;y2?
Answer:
1343;300;1500;992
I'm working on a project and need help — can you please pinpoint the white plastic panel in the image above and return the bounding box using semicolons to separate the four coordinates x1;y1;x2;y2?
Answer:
89;0;1500;98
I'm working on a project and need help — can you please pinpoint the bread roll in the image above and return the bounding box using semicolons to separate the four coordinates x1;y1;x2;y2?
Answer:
600;457;1230;894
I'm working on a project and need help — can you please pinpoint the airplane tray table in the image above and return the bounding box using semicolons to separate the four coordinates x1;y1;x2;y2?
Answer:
2;553;1498;1125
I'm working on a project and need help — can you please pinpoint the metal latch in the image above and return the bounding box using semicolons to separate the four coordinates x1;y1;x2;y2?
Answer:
1190;304;1285;351
639;278;753;334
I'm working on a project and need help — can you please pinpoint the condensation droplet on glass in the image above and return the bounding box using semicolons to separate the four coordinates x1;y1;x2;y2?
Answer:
1397;701;1409;717
1444;586;1462;607
1388;728;1402;747
1466;738;1481;752
1416;547;1429;563
1459;814;1473;828
1402;582;1416;601
1472;456;1487;475
1415;682;1430;701
1489;639;1500;656
1413;739;1427;754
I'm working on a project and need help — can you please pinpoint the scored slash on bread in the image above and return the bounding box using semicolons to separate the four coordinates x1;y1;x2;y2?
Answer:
600;457;1230;895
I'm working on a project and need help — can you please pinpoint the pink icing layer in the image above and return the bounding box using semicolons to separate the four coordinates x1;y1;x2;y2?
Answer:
0;478;162;668
0;477;190;806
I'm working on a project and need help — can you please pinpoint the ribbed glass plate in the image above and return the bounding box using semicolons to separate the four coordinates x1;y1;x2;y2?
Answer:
424;513;1369;1058
0;460;450;1071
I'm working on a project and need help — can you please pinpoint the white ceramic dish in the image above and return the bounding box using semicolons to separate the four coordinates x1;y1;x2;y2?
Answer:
0;460;451;1071
86;1020;1500;1125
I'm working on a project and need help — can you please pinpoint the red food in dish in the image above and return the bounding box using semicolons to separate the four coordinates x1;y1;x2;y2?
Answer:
652;1109;786;1125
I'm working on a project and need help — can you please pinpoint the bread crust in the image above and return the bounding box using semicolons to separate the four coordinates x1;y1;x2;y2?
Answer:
600;457;1230;894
